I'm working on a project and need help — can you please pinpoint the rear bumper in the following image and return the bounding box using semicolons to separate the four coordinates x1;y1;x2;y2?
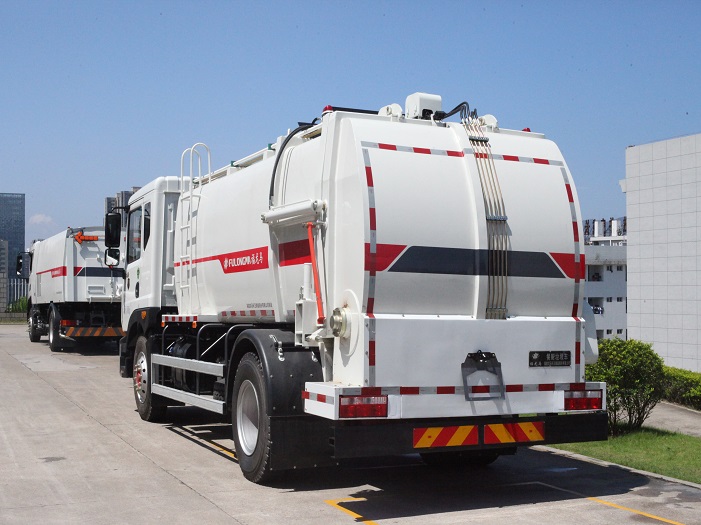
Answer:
63;326;125;339
331;411;607;458
268;411;607;471
59;326;124;348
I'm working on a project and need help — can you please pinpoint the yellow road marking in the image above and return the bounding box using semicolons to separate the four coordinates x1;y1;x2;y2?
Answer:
325;498;379;525
586;496;686;525
203;440;237;460
537;482;686;525
169;426;238;460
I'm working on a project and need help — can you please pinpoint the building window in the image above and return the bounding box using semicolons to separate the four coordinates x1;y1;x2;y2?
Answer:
617;265;623;271
617;297;623;302
606;265;613;271
606;329;612;335
606;297;612;302
617;329;623;334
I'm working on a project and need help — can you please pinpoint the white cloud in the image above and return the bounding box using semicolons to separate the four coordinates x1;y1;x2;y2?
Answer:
29;214;55;225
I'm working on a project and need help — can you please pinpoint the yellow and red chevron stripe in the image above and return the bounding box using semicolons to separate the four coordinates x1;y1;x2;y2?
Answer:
65;326;125;338
484;422;545;444
413;425;478;449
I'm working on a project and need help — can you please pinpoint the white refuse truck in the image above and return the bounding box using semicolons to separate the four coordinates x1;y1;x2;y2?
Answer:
104;93;607;483
17;226;125;351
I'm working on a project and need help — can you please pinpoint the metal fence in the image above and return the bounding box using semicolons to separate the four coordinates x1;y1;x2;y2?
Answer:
9;279;28;304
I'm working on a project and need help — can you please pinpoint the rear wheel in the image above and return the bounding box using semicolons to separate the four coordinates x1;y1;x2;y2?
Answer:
232;352;275;483
48;309;62;352
133;335;167;421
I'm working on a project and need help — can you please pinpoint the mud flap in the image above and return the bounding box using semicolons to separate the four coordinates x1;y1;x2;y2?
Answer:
268;415;336;471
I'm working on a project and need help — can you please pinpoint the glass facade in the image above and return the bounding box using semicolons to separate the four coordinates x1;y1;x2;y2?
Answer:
0;193;26;265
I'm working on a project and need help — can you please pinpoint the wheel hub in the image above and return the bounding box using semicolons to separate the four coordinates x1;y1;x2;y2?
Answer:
133;353;148;404
236;380;260;456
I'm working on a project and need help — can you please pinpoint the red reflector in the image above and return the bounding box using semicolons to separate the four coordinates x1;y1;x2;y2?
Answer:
564;389;602;410
60;320;77;327
339;395;388;418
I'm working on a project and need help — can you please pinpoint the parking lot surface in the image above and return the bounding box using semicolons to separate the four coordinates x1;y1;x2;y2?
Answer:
1;323;700;524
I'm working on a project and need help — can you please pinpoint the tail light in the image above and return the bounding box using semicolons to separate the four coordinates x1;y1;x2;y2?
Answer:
60;319;77;327
565;389;602;410
339;395;388;418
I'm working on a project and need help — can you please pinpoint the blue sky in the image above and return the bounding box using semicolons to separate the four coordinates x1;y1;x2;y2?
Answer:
2;1;700;245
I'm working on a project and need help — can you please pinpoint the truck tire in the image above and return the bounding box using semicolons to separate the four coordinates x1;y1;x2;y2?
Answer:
48;309;62;352
28;309;41;343
232;352;275;483
133;335;167;422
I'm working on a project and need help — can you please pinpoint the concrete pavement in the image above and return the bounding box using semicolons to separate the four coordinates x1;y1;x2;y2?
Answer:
2;322;701;525
645;400;701;438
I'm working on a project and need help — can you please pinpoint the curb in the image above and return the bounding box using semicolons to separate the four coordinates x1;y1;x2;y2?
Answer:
534;445;701;491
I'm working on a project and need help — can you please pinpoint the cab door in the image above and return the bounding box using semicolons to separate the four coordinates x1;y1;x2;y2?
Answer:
124;200;153;323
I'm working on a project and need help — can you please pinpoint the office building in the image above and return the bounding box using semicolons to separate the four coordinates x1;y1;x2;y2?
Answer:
583;217;627;340
0;193;26;265
621;132;701;372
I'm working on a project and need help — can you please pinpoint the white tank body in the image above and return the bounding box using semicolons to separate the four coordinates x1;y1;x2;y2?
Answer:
172;109;590;403
174;136;326;322
176;112;580;322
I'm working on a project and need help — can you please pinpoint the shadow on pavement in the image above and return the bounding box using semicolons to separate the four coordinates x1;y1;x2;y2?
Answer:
158;406;651;522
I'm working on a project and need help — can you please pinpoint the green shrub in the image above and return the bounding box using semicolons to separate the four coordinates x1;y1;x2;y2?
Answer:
7;296;27;314
663;366;701;410
586;338;665;434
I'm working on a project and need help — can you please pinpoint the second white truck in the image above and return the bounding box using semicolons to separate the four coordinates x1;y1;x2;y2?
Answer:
18;226;125;351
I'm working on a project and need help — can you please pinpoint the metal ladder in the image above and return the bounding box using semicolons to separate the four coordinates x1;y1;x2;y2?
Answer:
178;143;211;314
463;119;509;320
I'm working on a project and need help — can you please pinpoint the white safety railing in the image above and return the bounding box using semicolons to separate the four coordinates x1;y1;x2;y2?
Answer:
9;278;28;303
1;278;28;313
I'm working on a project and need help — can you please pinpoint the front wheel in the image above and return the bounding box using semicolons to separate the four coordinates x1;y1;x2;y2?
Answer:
232;352;275;483
133;336;167;422
48;309;62;352
28;309;41;343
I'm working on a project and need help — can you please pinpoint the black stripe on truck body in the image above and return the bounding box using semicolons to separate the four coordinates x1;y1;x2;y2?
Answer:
387;247;564;278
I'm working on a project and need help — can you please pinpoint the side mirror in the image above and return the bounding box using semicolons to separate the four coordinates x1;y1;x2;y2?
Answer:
16;252;30;280
105;212;122;248
105;248;120;267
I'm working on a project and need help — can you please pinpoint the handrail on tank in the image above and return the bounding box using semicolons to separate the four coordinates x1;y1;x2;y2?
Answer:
180;142;212;193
